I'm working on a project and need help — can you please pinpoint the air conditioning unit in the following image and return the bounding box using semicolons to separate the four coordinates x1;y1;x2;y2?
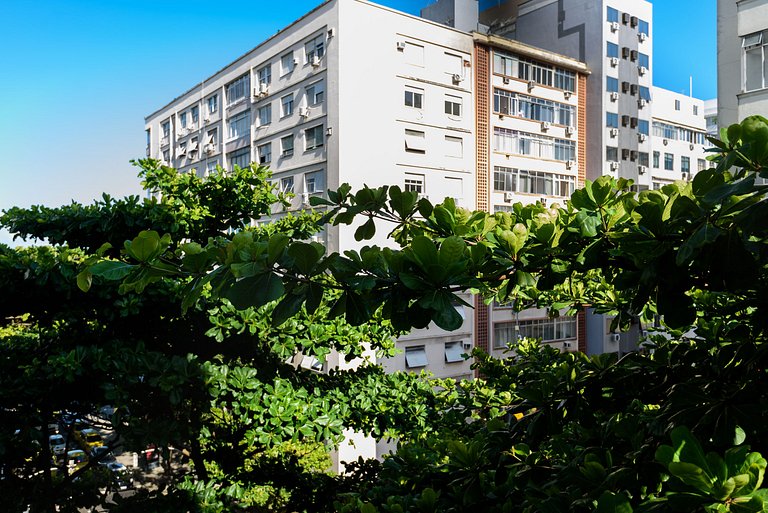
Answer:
564;90;572;100
462;341;472;350
638;165;647;175
502;77;510;84
638;99;647;108
527;80;536;91
609;128;619;137
299;107;310;118
301;192;311;206
638;133;647;142
638;66;648;76
630;16;638;27
689;144;695;151
639;32;647;42
609;161;619;171
203;117;210;124
292;57;300;66
503;191;515;202
259;82;269;96
327;27;335;37
396;41;406;51
566;160;576;169
610;333;621;343
681;172;690;181
610;21;619;32
541;121;551;131
663;138;669;146
540;197;548;206
452;73;463;84
204;144;215;154
311;55;321;67
610;57;619;67
563;341;573;349
609;91;620;102
565;126;575;137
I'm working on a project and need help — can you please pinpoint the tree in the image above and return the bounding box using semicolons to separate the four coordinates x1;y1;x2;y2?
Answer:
86;116;768;512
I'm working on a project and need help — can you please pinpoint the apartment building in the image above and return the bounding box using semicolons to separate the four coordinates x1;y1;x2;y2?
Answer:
718;0;768;128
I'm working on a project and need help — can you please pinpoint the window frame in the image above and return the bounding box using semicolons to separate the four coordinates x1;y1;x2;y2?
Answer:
305;125;325;151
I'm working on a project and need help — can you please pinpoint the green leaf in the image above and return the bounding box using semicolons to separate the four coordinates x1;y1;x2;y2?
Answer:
288;242;322;275
272;293;306;326
595;491;633;513
89;260;136;281
125;230;163;262
355;218;376;241
76;270;92;292
225;273;285;310
268;234;290;264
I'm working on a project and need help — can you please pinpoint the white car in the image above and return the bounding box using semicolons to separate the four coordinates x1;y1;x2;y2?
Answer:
49;434;66;456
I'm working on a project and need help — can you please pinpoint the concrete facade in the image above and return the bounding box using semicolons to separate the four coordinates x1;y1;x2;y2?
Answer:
717;0;768;127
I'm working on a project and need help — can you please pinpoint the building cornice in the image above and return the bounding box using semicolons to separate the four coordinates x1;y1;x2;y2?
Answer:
471;32;590;74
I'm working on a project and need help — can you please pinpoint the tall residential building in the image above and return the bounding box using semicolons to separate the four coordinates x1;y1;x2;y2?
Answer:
717;0;768;128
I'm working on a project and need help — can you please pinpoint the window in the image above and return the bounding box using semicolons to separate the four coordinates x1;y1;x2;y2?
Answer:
304;170;325;194
280;176;294;193
638;119;649;135
681;156;690;173
405;346;428;368
444;342;464;363
178;140;187;157
227;111;250;140
664;153;674;171
162;121;170;140
494;88;515;115
607;6;619;23
621;115;630;127
494;317;577;348
191;106;199;126
622;148;630;160
306;81;324;105
638;53;649;69
493;166;574;197
403;42;424;66
638;19;649;36
206;128;217;147
226;74;250;106
630;84;638;96
674;99;681;111
698;159;707;171
404;87;423;109
281;94;294;117
206;160;218;174
227;146;250;170
280;135;294;157
445;95;462;117
606;112;619;127
305;125;324;150
607;76;619;92
494;165;516;192
257;142;271;165
693;105;699;115
653;151;659;168
744;31;767;91
404;174;424;193
493;89;574;125
607;42;619;59
493;127;574;162
494;51;516;75
162;149;170;163
188;137;199;158
257;104;272;126
554;68;576;92
622;46;630;59
444;52;463;77
257;64;271;86
639;86;652;101
280;52;295;76
606;146;618;161
404;129;426;153
207;95;218;114
305;34;325;64
639;152;649;167
445;136;463;158
180;112;187;129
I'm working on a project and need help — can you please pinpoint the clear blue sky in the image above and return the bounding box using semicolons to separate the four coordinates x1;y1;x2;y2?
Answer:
0;0;715;244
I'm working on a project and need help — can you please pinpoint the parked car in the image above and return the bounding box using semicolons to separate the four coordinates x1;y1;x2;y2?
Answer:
48;434;66;456
105;462;133;491
76;428;103;452
67;450;87;474
90;445;115;464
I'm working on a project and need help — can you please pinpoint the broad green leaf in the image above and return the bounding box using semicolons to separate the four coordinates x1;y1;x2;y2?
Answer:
225;273;285;310
355;218;376;241
76;270;92;292
595;491;633;513
89;260;136;281
288;242;322;275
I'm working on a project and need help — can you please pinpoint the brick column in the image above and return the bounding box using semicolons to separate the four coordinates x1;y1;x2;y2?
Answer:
577;73;588;187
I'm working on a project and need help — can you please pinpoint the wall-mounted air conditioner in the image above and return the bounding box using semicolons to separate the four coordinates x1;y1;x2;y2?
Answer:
610;91;620;102
327;27;335;38
299;107;310;118
203;117;210;124
681;172;690;181
259;82;269;96
417;193;429;201
663;138;669;145
610;21;619;33
563;341;573;349
503;77;510;84
301;192;311;206
566;160;576;169
541;121;551;131
638;133;646;142
462;341;472;350
540;197;548;206
204;144;215;154
638;66;648;76
610;57;619;67
564;90;572;99
565;126;575;137
609;161;619;171
609;128;619;137
689;144;695;151
527;80;536;91
638;99;647;108
638;165;647;174
503;191;515;202
452;73;464;85
311;55;321;67
639;32;647;42
396;41;406;51
292;57;300;66
610;333;621;343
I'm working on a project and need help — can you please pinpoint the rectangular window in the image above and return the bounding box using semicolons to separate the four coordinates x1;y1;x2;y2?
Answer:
280;176;294;193
305;34;325;64
554;67;576;92
304;170;325;194
226;74;250;106
227;110;250;140
493;51;516;76
639;86;651;101
404;129;426;154
638;19;649;36
162;149;170;163
180;112;187;129
404;174;424;193
306;81;324;105
404;87;424;109
444;341;464;363
494;317;577;348
744;31;766;91
281;135;294;157
206;128;217;147
257;142;271;165
494;88;515;115
191;106;199;126
607;76;619;92
606;146;618;161
281;94;294;117
305;125;324;150
178;140;187;158
257;104;272;126
189;137;199;157
444;52;463;77
693;105;699;115
494;165;516;192
639;152;649;167
638;119;649;135
280;52;295;76
653;151;659;168
681;156;690;173
445;136;463;158
607;6;619;23
607;42;619;58
227;146;250;170
445;95;462;117
206;160;218;174
162;121;170;140
674;99;681;111
405;346;428;368
257;64;271;86
638;53;649;69
698;159;707;171
403;42;424;67
664;153;674;170
207;95;218;114
606;112;619;127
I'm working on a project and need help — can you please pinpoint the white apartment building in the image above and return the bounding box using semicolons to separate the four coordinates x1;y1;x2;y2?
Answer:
649;87;709;189
718;0;768;127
